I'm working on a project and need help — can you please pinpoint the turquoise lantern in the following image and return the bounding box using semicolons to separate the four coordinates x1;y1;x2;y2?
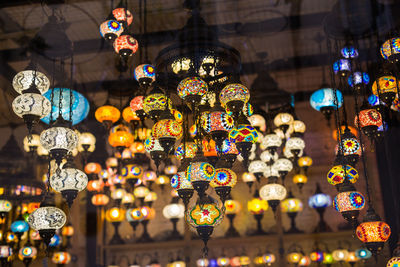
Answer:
41;88;90;125
11;220;29;233
310;88;343;122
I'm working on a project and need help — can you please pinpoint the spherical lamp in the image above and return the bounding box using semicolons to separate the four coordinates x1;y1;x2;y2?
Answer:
333;59;351;76
259;183;287;212
113;35;139;58
51;251;71;265
332;249;349;262
348;72;370;91
210;167;237;203
95;105;121;128
152;116;183;153
381;37;400;63
12;70;50;94
355;106;382;137
177;77;208;106
327;164;358;186
333;189;365;222
163;203;185;239
372;76;398;106
78;132;96;153
310;88;343;121
186;155;216;197
100;20;123;41
143;88;170;121
108;124;134;151
220;83;250;117
281;192;303;233
339;128;361;166
105;207;126;244
293;174;308;190
261;133;282;154
248;160;267;182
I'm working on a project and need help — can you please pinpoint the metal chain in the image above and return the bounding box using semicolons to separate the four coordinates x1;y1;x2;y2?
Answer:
49;59;56;124
69;54;74;126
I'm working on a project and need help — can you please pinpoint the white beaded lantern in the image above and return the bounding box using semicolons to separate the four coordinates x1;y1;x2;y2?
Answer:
260;183;287;201
40;127;78;153
12;93;51;118
248;160;268;174
12;70;50;94
27;206;66;231
163;203;185;219
50;168;88;193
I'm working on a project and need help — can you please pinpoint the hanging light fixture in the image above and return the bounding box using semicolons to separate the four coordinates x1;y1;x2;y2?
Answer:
355;104;383;138
113;34;139;58
248;160;268;182
27;196;67;247
338;128;361;166
152;111;183;153
310;88;343;122
186;153;216;197
348;72;370;91
259;181;287;212
177;76;208;108
273;113;294;134
100;20;124;41
327;164;358;187
281;191;303;233
333;59;351;77
210;163;237;203
381;37;400;63
50;156;88;206
143;87;170;121
293;174;308;190
261;133;282;154
372;75;398;106
273;158;293;182
95;105;121;129
108;124;134;153
333;184;365;223
219;83;250;119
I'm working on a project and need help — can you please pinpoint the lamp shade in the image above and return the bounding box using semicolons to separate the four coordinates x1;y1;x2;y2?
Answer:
219;83;250;107
260;183;287;201
334;191;365;213
11;220;29;233
261;133;282;150
143;92;171;115
95;105;120;123
287;252;302;263
144;136;164;153
133;186;150;198
355;248;372;260
249;160;267;174
186;162;215;183
333;59;351;76
273;113;294;128
355;108;382;130
372;76;398;98
273;158;293;173
175;142;197;160
285;137;305;154
310;88;343;111
242;172;256;183
152;119;183;140
327;165;358;185
27;206;66;231
177;77;208;101
229;125;258;143
121;164;143;180
12;70;50;94
210;168;237;187
99;20;123;40
84;162;102;174
260;151;278;164
0;200;12;213
249;114;266;131
356;221;391;246
40;126;78;152
12;93;51;119
381;37;400;60
113;35;139;57
201;111;234;134
332;249;349;261
41;88;90;125
112;8;133;25
308;193;331;209
281;197;303;213
91;194;109;206
341;46;359;58
162;203;185;219
293;174;308;185
134;64;156;83
105;207;126;222
52;251;71;264
224;199;241;215
108;124;134;148
171;172;193;190
348;72;370;88
50;166;88;192
247;197;269;215
187;203;223;227
122;106;139;123
18;246;37;260
78;132;96;152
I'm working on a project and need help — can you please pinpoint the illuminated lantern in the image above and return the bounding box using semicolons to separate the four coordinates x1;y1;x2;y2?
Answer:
333;59;351;76
220;83;250;116
287;252;302;264
91;194;109;206
217;257;230;267
113;35;139;58
18;245;37;262
381;37;400;63
260;151;278;165
249;114;266;132
133;186;150;202
186;198;223;250
156;175;170;190
273;158;293;181
341;46;359;58
130;141;145;153
177;77;208;106
145;136;165;168
355;106;382;137
186;157;215;197
165;165;178;175
332;125;358;141
129;96;145;120
84;162;102;176
386;248;400;267
339;129;361;166
248;160;268;181
210;168;237;202
346;252;359;264
95;105;120;128
121;164;143;187
135;64;156;87
202;110;235;151
12;69;50;94
122;106;139;124
293;119;306;135
175;142;197;160
228;116;258;166
298;256;311;266
327;165;358;186
259;182;287;212
52;251;71;264
273;113;294;134
261;133;282;154
333;189;365;222
355;248;372;260
247;197;269;215
11;220;29;234
281;192;303;233
356;207;391;253
143;88;170;121
106;207;126;244
197;258;209;267
112;7;133;25
310;88;343;121
348;72;370;91
0;200;12;218
332;249;349;262
143;170;157;184
372;76;398;106
309;251;324;263
293;174;308;189
99;20;123;41
285;137;305;158
241;172;256;189
23;134;40;153
152;116;183;153
108;124;134;150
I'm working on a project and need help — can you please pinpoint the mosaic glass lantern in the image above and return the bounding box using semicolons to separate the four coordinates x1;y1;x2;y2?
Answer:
129;95;145;119
134;64;156;87
186;199;223;248
287;252;302;264
210;168;237;202
259;183;287;212
41;88;90;125
261;133;282;153
220;83;250;116
334;190;365;222
327;165;359;186
381;37;400;63
293;174;308;189
308;191;331;209
332;125;358;141
260;150;278;165
339;129;361;166
228;123;258;166
99;20;123;41
355;107;383;137
113;35;139;58
78;132;96;153
285;137;305;158
249;114;266;132
12;93;51;128
12;70;50;94
152;118;183;152
247;197;269;215
333;59;351;76
0;200;12;219
40;125;78;165
273;158;293;180
11;220;29;234
27;204;66;246
372;76;398;106
177;77;208;106
175;142;197;160
112;7;133;25
143;89;171;121
263;165;279;179
332;249;349;262
202;111;235;151
122;106;139;124
91;194;109;206
356;207;391;253
355;248;372;260
18;245;37;262
108;124;134;149
121;164;143;186
248;160;268;181
186;159;215;196
281;196;303;213
293;120;306;135
95;105;121;126
348;72;370;91
341;46;359;59
310;88;343;121
273;113;294;133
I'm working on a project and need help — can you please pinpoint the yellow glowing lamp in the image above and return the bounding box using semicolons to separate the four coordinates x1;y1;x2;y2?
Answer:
122;106;140;123
105;207;126;222
95;105;120;124
287;252;302;263
247;197;269;215
108;124;134;148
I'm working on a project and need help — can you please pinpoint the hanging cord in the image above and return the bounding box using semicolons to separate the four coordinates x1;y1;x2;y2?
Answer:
59;60;65;119
69;54;74;126
139;0;143;63
49;59;56;124
144;0;149;61
326;38;344;155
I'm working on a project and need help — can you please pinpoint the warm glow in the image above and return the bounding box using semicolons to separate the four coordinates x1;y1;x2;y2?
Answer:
95;105;120;123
